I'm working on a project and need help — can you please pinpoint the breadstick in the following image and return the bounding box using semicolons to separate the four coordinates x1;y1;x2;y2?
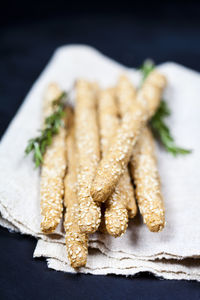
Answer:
91;71;166;203
40;83;67;233
114;76;137;218
115;76;139;219
75;80;101;234
98;88;136;237
118;73;165;231
105;168;136;237
130;127;165;232
64;116;88;268
117;75;165;231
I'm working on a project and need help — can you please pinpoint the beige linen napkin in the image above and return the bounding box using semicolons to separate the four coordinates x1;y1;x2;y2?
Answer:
34;240;200;281
0;45;200;280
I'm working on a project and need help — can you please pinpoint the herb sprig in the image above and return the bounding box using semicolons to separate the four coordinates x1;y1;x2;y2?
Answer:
140;60;191;155
25;92;67;167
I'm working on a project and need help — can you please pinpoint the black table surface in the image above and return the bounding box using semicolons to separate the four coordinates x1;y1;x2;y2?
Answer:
1;5;200;299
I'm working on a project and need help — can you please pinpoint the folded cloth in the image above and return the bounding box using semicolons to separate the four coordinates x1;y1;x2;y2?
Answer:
34;240;200;281
0;45;200;281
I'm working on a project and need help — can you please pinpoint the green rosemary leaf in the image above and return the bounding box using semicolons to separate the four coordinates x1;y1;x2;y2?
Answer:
34;142;43;167
139;59;155;85
25;91;67;167
25;139;35;155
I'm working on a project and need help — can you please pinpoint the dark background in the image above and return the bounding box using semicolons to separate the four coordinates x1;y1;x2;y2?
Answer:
1;1;200;299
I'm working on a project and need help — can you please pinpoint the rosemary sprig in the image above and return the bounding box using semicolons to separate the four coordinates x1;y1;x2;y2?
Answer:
25;92;67;167
140;60;191;155
139;59;155;85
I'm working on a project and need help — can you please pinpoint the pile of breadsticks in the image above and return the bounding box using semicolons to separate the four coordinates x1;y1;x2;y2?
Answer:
40;69;167;268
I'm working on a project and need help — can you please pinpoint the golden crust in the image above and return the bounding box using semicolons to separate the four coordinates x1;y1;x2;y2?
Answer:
91;77;145;203
115;75;139;219
75;80;101;234
91;71;166;204
98;88;136;237
117;73;166;232
64;119;88;268
130;127;165;232
137;70;167;118
40;83;67;233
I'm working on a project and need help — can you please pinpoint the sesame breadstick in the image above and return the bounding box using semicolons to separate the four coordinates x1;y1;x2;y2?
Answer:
91;71;166;203
64;117;88;268
117;75;165;232
98;88;136;237
114;76;139;219
130;127;165;232
115;75;139;219
105;168;136;237
75;80;101;234
40;83;67;233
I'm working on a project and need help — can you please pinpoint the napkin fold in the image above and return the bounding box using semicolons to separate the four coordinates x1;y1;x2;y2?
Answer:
0;45;200;281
